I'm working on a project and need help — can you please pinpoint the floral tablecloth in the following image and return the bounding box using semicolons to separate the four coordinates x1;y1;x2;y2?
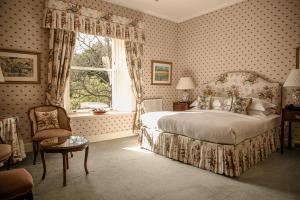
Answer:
0;116;26;163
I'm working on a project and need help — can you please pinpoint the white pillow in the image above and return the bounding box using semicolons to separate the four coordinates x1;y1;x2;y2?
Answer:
190;100;198;107
248;98;277;112
248;109;274;116
211;96;232;111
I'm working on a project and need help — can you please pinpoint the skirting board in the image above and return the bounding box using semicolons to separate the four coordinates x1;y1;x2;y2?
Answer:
24;131;135;152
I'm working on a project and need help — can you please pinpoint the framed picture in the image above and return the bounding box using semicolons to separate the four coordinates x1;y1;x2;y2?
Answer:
151;60;172;85
0;49;40;83
296;47;299;69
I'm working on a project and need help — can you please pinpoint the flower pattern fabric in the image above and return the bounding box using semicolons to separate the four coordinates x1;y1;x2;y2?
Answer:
125;41;144;135
35;110;60;131
43;0;146;135
43;0;145;44
0;116;26;163
211;96;232;111
141;126;280;177
197;96;211;110
46;29;77;106
199;72;281;114
231;97;252;114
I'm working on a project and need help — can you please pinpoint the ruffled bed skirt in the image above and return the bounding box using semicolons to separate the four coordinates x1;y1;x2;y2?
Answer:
140;127;280;177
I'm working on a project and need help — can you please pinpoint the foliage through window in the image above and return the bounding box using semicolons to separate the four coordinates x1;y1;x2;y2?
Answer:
70;33;112;110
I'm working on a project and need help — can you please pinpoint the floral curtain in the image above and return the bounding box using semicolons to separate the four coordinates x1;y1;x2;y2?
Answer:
43;0;146;133
43;0;145;44
125;41;144;134
46;29;77;106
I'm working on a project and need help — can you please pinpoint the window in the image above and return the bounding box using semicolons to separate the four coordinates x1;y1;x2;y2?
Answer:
65;33;135;112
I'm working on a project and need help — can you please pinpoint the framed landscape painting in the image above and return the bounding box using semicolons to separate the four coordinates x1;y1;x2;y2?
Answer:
151;60;172;85
0;49;40;83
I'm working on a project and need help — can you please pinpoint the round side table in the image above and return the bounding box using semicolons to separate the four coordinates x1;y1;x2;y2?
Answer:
40;136;89;186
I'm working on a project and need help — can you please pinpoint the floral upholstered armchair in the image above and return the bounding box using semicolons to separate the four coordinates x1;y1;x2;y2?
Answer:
28;105;72;165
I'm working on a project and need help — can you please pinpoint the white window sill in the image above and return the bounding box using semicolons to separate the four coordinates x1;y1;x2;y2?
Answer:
68;111;134;118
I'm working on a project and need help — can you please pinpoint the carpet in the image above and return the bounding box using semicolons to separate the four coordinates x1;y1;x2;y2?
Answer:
13;136;300;200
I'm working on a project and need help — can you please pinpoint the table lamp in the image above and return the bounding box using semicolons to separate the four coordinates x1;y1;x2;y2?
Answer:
283;69;300;108
176;77;195;102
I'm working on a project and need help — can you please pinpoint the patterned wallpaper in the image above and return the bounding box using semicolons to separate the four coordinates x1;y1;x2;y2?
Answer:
143;14;181;110
0;0;299;144
0;0;48;143
0;0;179;143
70;113;134;136
177;0;300;141
178;0;300;96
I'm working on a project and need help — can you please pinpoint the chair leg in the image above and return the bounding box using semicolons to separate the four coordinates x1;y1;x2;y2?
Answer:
33;142;38;165
23;190;33;200
6;156;11;170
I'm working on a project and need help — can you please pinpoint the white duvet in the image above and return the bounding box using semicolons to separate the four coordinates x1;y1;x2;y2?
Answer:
141;110;280;145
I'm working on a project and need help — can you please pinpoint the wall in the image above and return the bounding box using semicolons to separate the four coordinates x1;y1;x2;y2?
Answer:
0;0;179;144
177;0;300;141
143;14;180;110
0;0;48;143
178;0;299;89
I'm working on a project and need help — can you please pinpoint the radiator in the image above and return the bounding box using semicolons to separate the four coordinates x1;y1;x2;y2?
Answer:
143;98;163;113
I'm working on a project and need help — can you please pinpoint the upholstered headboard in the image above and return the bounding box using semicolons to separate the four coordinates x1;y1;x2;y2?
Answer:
199;71;282;113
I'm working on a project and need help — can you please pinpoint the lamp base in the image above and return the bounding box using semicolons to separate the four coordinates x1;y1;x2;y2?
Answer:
292;89;300;102
180;90;189;102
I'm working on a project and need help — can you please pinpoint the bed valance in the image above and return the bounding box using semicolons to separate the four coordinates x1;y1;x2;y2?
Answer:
43;0;146;44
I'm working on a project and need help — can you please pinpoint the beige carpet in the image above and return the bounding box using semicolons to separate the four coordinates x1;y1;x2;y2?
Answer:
13;136;300;200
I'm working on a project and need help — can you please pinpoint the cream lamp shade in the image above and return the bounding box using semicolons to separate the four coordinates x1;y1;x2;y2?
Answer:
176;77;195;102
0;68;5;82
283;69;300;88
176;77;195;90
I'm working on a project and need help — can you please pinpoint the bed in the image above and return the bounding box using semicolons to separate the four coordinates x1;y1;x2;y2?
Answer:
139;71;282;177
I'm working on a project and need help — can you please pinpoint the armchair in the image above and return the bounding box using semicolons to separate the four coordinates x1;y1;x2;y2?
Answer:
0;136;12;170
0;168;33;200
28;105;72;165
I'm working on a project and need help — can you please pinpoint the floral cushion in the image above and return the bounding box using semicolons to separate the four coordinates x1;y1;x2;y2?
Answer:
197;96;211;110
211;96;233;111
231;97;252;114
35;109;60;131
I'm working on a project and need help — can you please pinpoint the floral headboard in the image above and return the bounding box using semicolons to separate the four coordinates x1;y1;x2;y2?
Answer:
199;71;282;113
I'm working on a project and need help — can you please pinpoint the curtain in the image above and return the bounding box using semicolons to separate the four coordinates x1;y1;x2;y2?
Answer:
43;0;145;44
125;41;144;134
43;0;146;134
46;29;77;106
112;39;136;112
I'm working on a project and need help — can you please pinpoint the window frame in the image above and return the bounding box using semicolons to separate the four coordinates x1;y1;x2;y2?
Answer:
65;65;116;113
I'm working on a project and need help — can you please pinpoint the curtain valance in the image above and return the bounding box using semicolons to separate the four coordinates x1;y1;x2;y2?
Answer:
43;0;145;44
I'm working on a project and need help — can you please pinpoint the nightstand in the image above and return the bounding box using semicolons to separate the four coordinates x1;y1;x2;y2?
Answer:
281;108;300;153
173;102;190;111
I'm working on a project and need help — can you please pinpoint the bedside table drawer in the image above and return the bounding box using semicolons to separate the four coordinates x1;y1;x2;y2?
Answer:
283;110;300;121
173;102;189;111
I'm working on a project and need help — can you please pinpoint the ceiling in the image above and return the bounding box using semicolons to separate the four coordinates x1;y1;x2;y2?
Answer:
103;0;245;23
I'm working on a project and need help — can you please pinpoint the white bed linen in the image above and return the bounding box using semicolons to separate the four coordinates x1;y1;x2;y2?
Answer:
141;110;280;145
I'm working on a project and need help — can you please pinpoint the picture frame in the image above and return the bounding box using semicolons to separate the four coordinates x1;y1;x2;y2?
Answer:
296;47;299;69
0;49;40;84
151;60;172;85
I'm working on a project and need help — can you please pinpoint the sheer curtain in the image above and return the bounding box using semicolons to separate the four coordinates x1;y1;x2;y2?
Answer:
112;39;136;112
